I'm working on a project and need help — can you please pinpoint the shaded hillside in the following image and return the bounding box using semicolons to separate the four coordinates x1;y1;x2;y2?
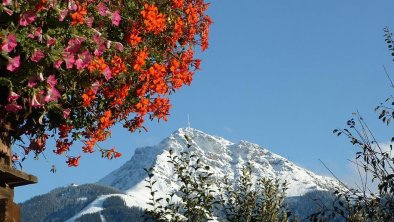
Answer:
21;184;123;222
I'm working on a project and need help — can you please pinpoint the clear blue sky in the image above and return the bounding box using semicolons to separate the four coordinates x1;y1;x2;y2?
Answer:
15;0;394;202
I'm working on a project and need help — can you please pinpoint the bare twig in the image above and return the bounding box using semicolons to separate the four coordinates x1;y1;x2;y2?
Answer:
383;65;394;88
318;159;350;191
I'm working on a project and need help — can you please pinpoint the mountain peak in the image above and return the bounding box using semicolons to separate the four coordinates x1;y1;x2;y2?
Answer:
98;128;338;198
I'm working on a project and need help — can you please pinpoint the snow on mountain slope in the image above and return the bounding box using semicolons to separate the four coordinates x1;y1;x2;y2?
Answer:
99;127;337;195
69;127;339;221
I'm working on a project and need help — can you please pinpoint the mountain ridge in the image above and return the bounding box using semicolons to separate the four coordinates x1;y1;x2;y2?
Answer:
98;127;338;196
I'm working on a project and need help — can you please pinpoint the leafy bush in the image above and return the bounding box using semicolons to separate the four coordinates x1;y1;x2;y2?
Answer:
145;135;297;222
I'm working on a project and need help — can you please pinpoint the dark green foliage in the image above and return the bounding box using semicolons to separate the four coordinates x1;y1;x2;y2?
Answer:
21;184;123;222
69;196;147;222
75;213;102;222
101;206;147;222
102;196;127;209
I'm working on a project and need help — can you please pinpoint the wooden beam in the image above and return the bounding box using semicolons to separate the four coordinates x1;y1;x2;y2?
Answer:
0;164;37;188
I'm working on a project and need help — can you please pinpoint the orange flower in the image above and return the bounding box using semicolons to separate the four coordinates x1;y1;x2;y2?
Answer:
88;57;108;73
171;17;184;45
36;0;47;12
114;152;122;158
169;58;193;89
111;55;127;76
186;3;199;26
141;4;166;34
133;49;148;72
172;0;184;8
201;16;212;51
127;29;142;46
135;97;150;116
82;138;96;153
112;85;130;106
103;147;122;159
71;2;87;26
82;89;96;107
58;124;73;138
124;115;145;132
54;139;72;155
150;97;171;121
99;110;114;129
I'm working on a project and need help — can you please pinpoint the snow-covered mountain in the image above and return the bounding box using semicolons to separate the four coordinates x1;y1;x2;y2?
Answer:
63;127;339;221
21;128;341;222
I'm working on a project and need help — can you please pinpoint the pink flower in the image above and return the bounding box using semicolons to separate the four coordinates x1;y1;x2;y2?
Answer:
114;42;124;52
35;27;42;36
19;11;37;26
30;91;45;108
31;50;45;62
91;81;101;93
5;104;22;112
65;37;84;54
8;92;20;102
47;37;56;47
75;51;92;70
97;2;108;16
63;108;71;119
106;40;111;49
38;72;45;82
45;87;60;102
103;67;112;80
27;76;37;88
94;44;106;56
3;7;13;15
47;75;57;87
7;55;20;72
68;0;78;11
2;34;17;53
93;35;102;44
31;94;41;107
2;0;11;6
63;53;75;69
112;11;121;26
86;17;94;27
53;60;63;69
59;9;68;21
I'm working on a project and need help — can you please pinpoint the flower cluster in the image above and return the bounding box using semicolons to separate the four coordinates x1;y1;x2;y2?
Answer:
0;0;211;166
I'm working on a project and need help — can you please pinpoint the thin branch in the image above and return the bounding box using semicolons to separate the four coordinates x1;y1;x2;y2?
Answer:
383;65;394;88
318;159;350;191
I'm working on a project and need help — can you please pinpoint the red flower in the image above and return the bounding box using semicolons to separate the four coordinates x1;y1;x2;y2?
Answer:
66;156;81;167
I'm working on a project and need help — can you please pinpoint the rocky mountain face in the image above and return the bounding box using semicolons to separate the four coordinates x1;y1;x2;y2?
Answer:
21;128;341;222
